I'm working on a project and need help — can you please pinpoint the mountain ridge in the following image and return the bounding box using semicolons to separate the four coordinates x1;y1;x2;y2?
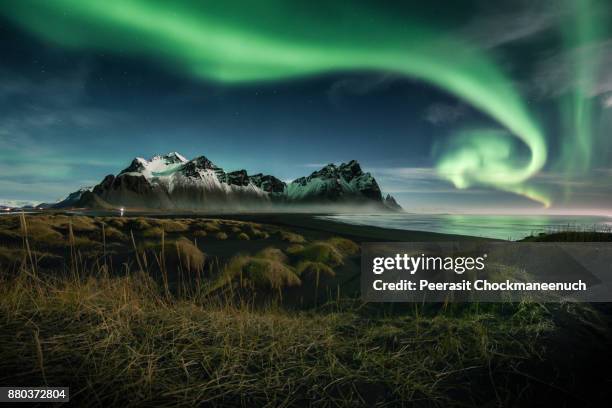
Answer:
52;152;402;212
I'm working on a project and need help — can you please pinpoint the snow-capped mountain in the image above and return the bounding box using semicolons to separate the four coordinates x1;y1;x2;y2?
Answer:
287;160;382;203
54;152;401;211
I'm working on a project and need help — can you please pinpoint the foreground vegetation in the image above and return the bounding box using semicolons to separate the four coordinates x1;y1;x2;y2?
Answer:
0;214;611;406
0;214;362;303
6;269;609;407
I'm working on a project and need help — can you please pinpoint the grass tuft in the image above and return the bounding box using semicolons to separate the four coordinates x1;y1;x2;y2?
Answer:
215;232;228;240
277;230;305;243
104;226;127;242
158;219;189;233
291;242;344;267
142;226;165;238
217;248;300;291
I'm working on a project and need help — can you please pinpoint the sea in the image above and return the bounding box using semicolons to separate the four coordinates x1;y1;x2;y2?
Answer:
318;213;612;240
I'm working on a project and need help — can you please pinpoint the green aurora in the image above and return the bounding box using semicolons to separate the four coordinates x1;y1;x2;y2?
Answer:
559;0;602;184
1;0;602;207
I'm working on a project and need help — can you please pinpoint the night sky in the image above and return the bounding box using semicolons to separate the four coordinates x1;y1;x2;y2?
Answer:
1;0;611;214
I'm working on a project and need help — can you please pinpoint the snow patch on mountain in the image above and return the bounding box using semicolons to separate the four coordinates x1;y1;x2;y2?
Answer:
120;152;188;179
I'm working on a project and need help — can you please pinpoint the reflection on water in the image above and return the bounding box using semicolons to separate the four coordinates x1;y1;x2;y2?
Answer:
319;213;612;240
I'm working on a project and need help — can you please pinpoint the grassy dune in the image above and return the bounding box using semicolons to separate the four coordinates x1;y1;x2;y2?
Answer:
0;214;362;304
0;213;611;406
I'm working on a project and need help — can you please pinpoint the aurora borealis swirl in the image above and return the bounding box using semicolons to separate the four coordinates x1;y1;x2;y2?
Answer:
0;0;610;210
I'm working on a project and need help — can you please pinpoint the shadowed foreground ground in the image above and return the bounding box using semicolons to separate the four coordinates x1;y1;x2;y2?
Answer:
0;213;611;407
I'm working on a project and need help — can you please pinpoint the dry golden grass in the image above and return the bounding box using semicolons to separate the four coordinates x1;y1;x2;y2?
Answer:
0;229;21;244
215;231;228;240
257;247;288;263
142;226;165;238
158;219;189;233
71;236;99;248
2;267;597;407
295;261;336;279
37;215;99;232
0;215;359;282
69;215;99;231
212;247;298;292
174;237;206;271
107;217;127;228
0;214;610;406
131;217;152;230
104;226;127;242
286;244;305;255
0;247;24;265
288;237;359;269
0;216;18;229
22;219;64;244
220;254;301;291
327;237;360;255
202;221;221;233
249;229;269;239
192;229;208;238
291;241;344;267
277;230;306;243
138;236;206;277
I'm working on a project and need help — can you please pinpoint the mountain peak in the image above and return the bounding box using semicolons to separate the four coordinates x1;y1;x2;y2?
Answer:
120;152;189;177
151;152;188;164
187;155;221;170
383;194;402;211
338;160;363;179
300;160;365;184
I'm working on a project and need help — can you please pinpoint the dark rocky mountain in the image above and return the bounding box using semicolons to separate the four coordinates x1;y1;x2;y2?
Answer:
383;194;402;211
53;152;402;212
287;160;383;203
50;187;93;208
74;191;115;209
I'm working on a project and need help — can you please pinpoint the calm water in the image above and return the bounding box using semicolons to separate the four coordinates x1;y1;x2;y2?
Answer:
319;213;612;240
